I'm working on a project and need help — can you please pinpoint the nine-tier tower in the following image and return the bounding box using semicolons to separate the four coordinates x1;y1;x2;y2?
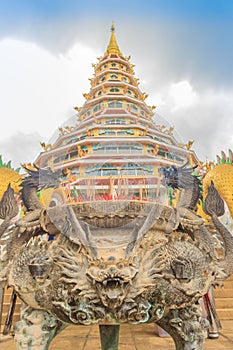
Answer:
35;24;198;204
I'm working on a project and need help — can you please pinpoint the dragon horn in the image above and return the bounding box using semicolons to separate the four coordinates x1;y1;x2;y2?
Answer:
229;149;233;164
179;161;189;169
221;150;227;163
33;163;40;170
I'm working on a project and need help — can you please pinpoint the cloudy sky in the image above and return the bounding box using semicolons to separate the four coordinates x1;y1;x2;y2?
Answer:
0;0;233;168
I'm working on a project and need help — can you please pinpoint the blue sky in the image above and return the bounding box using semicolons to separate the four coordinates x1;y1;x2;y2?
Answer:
1;0;233;84
1;0;233;19
0;0;233;166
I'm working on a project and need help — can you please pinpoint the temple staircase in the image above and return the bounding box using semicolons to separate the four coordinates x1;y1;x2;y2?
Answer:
0;287;21;334
215;275;233;320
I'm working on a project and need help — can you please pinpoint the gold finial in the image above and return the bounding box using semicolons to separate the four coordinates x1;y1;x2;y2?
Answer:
40;142;53;151
178;140;194;150
105;23;121;56
74;106;81;112
149;105;156;111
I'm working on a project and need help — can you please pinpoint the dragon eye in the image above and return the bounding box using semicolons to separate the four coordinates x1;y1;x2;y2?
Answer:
117;263;124;269
98;263;106;269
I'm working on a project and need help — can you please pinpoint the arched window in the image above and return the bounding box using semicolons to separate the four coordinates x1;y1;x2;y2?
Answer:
104;130;116;136
110;87;120;93
93;104;101;113
131;104;138;111
110;73;118;79
107;100;122;108
108;100;115;108
116;100;123;108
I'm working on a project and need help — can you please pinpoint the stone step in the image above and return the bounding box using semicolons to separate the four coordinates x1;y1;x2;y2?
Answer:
1;288;21;332
1;314;20;333
214;274;233;321
216;308;233;320
215;298;233;309
215;288;233;298
222;283;233;289
221;280;233;289
2;291;15;303
1;313;20;322
2;303;21;314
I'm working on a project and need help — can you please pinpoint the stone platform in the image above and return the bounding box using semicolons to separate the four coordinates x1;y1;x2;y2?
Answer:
1;321;233;350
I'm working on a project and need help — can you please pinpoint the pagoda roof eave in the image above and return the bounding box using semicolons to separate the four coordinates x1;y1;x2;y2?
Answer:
52;157;187;170
36;135;194;161
80;95;152;111
96;55;129;69
89;80;141;94
94;69;136;81
36;136;198;166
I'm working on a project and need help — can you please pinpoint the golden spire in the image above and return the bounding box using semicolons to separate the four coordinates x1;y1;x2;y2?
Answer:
105;23;121;56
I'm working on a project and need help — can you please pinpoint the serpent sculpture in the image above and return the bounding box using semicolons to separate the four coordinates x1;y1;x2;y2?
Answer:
0;164;233;350
203;150;233;218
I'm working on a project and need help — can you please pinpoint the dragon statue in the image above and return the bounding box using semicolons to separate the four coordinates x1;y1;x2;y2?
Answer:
203;150;233;220
0;162;233;350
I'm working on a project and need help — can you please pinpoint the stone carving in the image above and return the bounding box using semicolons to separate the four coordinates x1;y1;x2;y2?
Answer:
14;306;65;350
0;184;19;237
157;304;209;349
0;164;233;349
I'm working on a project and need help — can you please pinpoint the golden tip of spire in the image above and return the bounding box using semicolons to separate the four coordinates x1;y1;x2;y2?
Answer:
105;23;121;56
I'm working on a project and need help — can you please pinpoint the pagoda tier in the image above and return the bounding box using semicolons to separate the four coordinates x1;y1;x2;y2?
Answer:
35;25;198;204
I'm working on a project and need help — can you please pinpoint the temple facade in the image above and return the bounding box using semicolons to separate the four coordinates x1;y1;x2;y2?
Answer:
35;25;198;205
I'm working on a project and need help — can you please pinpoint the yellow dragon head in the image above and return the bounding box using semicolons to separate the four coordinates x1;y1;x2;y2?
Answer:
202;150;233;218
0;156;22;200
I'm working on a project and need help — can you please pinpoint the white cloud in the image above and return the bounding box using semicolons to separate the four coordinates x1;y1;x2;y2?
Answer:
169;80;198;111
154;82;233;161
0;36;233;168
0;131;41;169
0;38;101;167
0;38;99;141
